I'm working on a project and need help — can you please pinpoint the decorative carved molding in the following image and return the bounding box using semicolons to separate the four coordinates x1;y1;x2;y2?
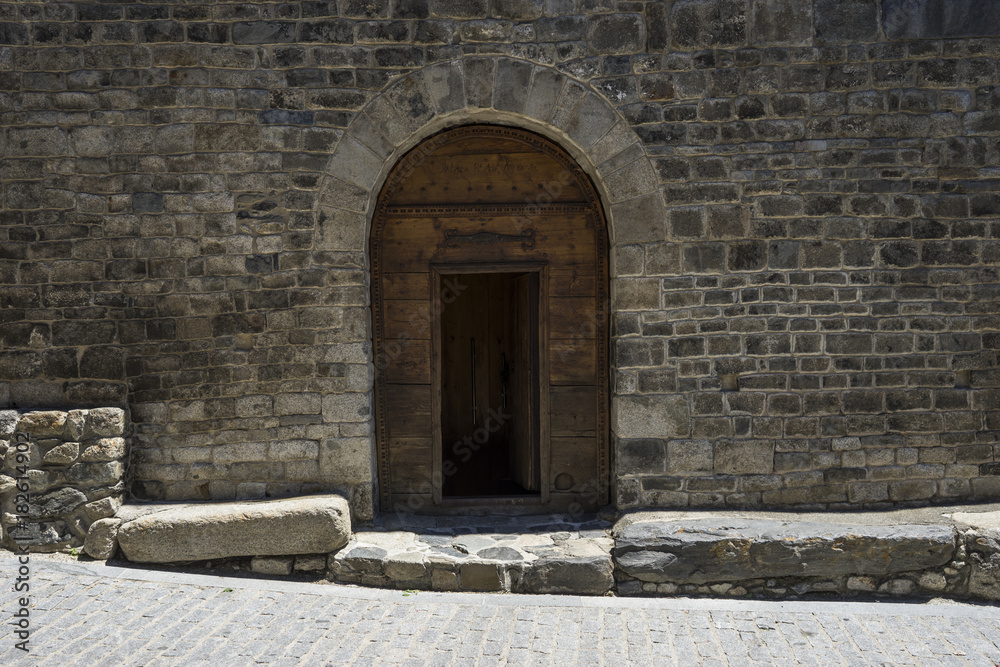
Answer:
443;228;535;249
385;204;589;217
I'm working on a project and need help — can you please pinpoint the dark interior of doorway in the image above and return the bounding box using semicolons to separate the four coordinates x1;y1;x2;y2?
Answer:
440;271;540;498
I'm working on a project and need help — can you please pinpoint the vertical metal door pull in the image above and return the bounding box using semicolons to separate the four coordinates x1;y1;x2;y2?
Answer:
471;338;477;424
500;352;508;408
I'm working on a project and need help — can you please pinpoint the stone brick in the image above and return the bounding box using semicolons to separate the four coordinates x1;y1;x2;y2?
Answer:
617;439;666;475
888;479;937;502
616;339;665;367
715;439;773;475
752;0;813;46
233;21;296;44
459;562;503;591
814;0;879;43
666;439;713;474
589;13;644;54
671;0;747;48
614;395;690;439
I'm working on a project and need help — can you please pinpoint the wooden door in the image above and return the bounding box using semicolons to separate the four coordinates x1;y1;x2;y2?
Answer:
371;125;608;514
510;272;540;492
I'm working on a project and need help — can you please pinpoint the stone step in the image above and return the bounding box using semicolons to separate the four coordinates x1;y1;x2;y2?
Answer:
93;501;1000;601
330;525;615;595
614;516;955;584
116;494;351;563
611;512;974;598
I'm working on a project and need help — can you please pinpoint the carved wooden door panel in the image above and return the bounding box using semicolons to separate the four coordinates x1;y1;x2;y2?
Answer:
371;126;608;514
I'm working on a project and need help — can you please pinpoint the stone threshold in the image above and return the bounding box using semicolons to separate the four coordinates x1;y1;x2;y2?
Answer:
79;499;1000;602
330;514;615;595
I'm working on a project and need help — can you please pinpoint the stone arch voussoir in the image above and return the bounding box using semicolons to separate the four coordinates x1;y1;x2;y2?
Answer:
316;56;666;257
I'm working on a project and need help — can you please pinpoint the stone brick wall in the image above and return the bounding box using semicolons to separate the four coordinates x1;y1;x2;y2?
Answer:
0;409;127;551
0;0;997;516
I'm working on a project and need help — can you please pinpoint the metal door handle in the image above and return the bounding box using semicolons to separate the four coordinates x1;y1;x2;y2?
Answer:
471;338;477;424
500;352;508;408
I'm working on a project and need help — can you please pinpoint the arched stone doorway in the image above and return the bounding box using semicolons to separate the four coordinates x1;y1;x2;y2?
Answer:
371;125;609;513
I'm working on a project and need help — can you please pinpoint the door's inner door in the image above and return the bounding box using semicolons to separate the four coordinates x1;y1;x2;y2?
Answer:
440;272;539;497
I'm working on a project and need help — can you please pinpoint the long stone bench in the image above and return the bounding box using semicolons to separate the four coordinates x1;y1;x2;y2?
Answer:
614;516;954;584
609;509;1000;599
112;495;351;563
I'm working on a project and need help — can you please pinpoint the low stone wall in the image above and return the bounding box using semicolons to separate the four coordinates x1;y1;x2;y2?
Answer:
612;513;1000;602
0;409;128;552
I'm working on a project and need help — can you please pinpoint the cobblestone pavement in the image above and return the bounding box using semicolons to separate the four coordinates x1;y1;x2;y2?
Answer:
2;553;1000;666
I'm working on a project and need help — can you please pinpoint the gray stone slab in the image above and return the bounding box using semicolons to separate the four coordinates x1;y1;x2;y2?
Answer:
453;535;496;554
613;517;955;584
117;495;351;563
477;546;523;561
520;555;614;595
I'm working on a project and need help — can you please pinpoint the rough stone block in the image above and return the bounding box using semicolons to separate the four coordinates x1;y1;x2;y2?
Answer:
83;517;121;560
459;562;504;591
251;556;294;575
617;439;667;475
42;442;79;466
814;0;878;43
588;13;644;54
384;552;429;581
667;440;713;474
423;60;465;113
85;408;126;438
613;395;690;439
493;58;532;113
117;495;351;563
714;439;774;475
671;0;747;49
521;556;614;595
80;437;126;462
84;495;123;521
28;487;88;521
953;512;1000;600
751;0;813;46
613;517;955;584
17;411;67;438
294;555;328;572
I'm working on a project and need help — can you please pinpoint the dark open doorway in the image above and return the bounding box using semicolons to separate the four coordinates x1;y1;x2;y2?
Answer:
438;271;541;498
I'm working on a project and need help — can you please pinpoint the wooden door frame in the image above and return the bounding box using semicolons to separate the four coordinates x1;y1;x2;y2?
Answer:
430;261;550;506
370;124;610;515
